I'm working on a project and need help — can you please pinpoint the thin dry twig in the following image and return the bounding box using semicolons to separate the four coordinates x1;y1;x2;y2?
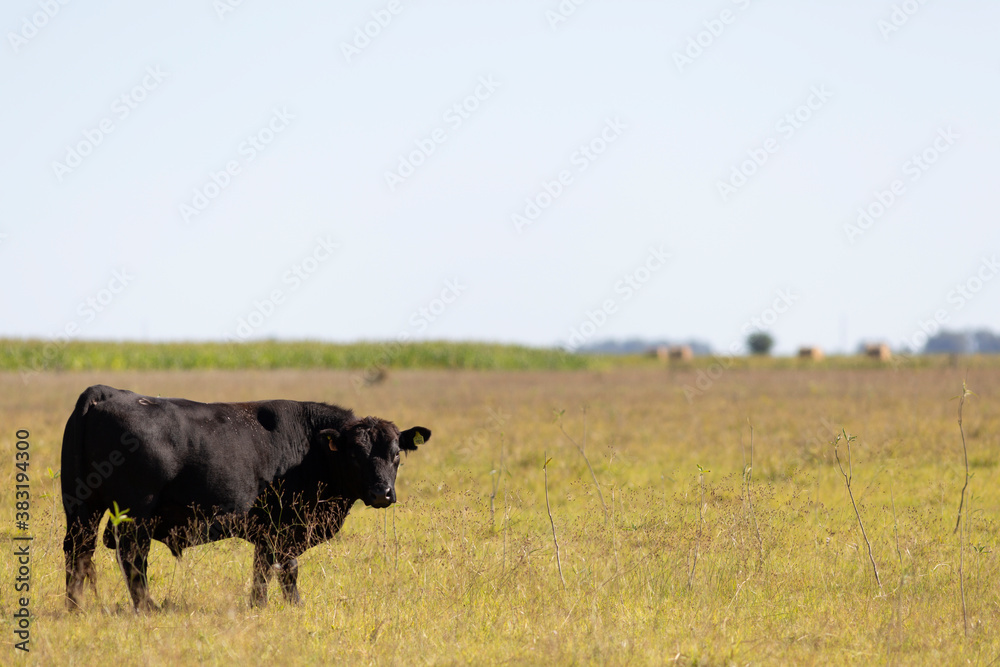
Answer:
834;429;882;591
889;477;902;571
556;408;608;523
953;380;974;534
489;433;505;529
543;452;565;588
952;379;974;637
744;419;763;560
688;464;710;589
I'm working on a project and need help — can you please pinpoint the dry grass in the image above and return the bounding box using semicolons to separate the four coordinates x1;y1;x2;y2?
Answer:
1;365;999;665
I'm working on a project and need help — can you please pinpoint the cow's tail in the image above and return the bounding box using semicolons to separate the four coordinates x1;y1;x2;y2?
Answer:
61;385;114;520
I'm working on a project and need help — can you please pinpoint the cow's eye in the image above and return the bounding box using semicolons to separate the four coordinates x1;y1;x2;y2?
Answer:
393;453;401;466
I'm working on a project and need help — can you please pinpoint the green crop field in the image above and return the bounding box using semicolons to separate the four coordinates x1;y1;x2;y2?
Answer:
1;352;998;664
0;339;592;374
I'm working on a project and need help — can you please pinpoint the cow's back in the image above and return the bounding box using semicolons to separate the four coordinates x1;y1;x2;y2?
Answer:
62;385;313;524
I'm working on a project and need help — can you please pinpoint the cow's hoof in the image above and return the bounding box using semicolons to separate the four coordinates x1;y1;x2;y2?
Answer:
133;599;161;614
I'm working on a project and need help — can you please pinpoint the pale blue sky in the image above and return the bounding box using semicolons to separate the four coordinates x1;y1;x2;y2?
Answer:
2;1;998;354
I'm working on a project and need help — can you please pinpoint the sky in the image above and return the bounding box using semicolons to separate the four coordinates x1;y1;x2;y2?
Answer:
2;1;998;355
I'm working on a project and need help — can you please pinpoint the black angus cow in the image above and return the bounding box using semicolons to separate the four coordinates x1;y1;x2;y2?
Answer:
61;384;430;611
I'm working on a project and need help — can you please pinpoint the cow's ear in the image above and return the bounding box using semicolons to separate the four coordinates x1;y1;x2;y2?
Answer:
400;427;431;451
319;428;341;452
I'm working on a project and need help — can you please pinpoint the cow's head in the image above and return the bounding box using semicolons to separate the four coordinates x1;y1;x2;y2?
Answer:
319;417;431;508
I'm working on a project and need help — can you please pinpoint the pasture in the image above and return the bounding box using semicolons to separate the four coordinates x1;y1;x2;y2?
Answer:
1;363;998;664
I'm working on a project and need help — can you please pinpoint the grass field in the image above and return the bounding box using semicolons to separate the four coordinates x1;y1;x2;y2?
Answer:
1;362;998;664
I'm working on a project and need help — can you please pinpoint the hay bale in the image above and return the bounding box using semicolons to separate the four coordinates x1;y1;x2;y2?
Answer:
650;346;692;362
668;345;693;361
864;343;892;361
650;346;670;361
798;346;824;361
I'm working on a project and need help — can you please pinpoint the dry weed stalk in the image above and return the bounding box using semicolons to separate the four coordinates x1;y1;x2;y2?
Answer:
688;464;710;589
889;477;902;572
489;433;505;529
543;453;565;588
742;420;763;561
953;380;974;533
952;380;974;637
555;408;607;523
833;428;882;591
503;453;511;572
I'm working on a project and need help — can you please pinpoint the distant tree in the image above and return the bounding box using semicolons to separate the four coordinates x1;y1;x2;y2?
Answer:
973;329;1000;353
924;331;973;354
575;338;714;356
747;332;774;356
924;329;1000;354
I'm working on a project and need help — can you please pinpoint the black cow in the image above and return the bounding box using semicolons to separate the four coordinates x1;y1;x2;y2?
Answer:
61;384;430;611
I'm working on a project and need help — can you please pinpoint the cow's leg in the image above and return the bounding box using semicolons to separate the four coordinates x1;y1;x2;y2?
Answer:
277;556;302;605
115;523;158;612
251;546;275;607
64;509;101;611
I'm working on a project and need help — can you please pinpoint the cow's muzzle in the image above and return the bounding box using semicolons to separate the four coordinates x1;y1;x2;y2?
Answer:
365;487;395;508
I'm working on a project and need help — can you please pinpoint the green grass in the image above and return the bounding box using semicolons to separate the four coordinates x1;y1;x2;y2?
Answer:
1;339;591;373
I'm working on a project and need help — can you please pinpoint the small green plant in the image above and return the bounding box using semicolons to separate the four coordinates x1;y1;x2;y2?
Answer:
109;501;133;528
108;501;134;590
973;541;991;594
